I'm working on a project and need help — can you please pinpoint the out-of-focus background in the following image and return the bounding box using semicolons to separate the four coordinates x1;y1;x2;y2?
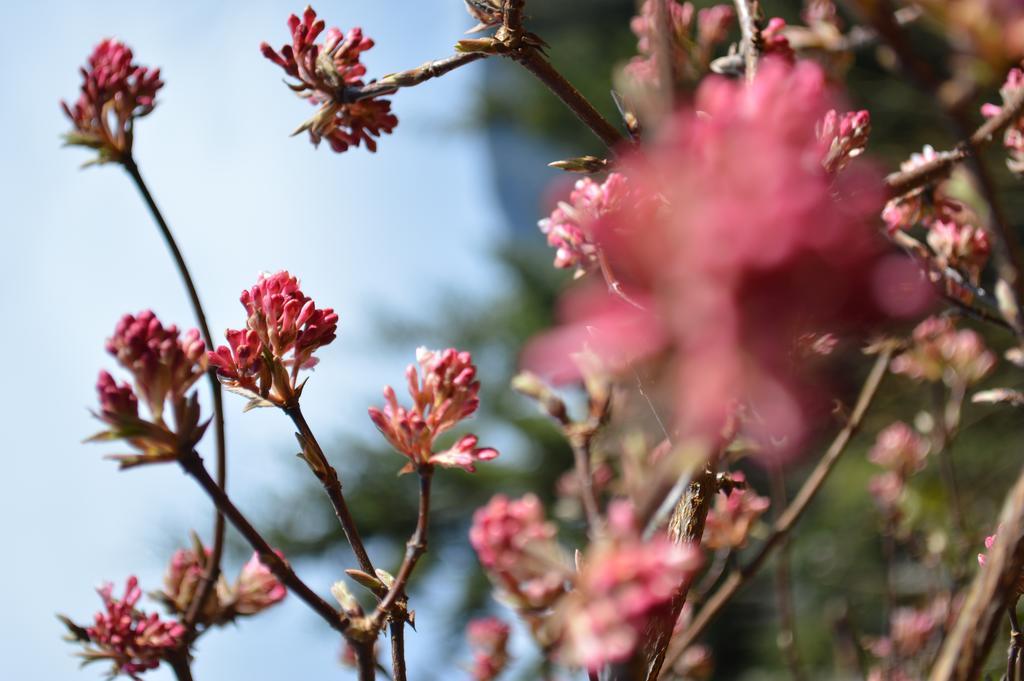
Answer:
4;0;1024;679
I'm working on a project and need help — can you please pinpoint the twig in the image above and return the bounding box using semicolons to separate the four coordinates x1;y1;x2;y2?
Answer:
178;450;349;635
355;643;378;681
1008;608;1022;681
734;0;763;83
348;53;488;102
283;402;376;577
389;621;407;681
122;157;227;636
927;462;1024;680
570;430;604;534
502;0;526;32
663;344;895;671
166;651;194;681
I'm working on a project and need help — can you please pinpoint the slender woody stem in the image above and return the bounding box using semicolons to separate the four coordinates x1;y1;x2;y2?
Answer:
283;402;376;577
662;345;895;672
734;0;763;83
122;157;227;634
178;450;350;635
349;53;488;102
167;652;194;681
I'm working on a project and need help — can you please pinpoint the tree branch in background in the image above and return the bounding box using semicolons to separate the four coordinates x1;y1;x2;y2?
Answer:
663;344;895;671
122;157;227;638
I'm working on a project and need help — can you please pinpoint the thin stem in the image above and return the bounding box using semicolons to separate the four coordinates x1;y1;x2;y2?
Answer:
770;468;806;681
375;470;433;623
178;450;349;635
355;643;378;681
570;432;604;534
663;344;895;671
502;0;526;31
283;403;376;577
349;53;488;102
122;157;227;634
734;0;762;83
1009;608;1022;681
389;621;407;681
510;48;626;150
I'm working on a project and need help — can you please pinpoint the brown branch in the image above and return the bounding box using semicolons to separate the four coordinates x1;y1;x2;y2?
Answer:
122;157;227;637
927;462;1024;680
348;53;488;102
502;0;526;32
662;344;895;672
374;469;433;681
734;0;763;83
283;403;376;577
166;651;194;681
178;450;349;635
570;433;604;533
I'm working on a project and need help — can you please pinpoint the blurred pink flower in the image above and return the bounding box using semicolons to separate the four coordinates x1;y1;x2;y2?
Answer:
469;494;569;609
982;66;1024;175
211;271;337;405
868;422;929;477
61;39;163;164
882;145;941;233
528;59;923;458
261;6;397;152
890;316;996;386
229;553;287;616
161;546;209;616
369;348;497;473
702;472;771;550
467;617;511;681
553;502;702;671
761;18;795;60
81;576;185;679
96;370;139;421
625;1;734;85
868;471;905;512
926;218;991;285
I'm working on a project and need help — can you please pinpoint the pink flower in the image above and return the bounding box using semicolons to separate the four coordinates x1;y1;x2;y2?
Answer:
229;553;287;616
210;271;337;406
926;218;991;285
868;471;905;512
261;6;397;152
469;494;569;609
818;109;871;173
162;546;208;615
868;422;929;477
96;370;139;421
537;173;633;274
467;617;511;681
528;59;919;459
62;39;163;164
761;18;795;60
369;348;498;473
79;576;185;680
553;502;702;671
882;145;941;233
702;472;771;550
106;311;206;419
626;1;734;85
983;66;1024;174
890;316;996;386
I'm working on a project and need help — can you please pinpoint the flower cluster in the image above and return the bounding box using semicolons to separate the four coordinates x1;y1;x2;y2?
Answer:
982;65;1024;176
369;347;498;473
866;421;929;514
626;0;734;86
702;472;771;550
466;617;511;681
261;6;397;152
75;577;185;680
552;503;702;671
157;546;286;624
210;271;338;407
864;595;954;680
62;39;163;164
92;311;208;467
470;494;569;610
537;173;633;275
527;59;919;457
890;316;996;387
817;108;871;174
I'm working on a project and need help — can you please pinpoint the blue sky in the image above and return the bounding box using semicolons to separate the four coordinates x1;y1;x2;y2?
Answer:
0;1;515;678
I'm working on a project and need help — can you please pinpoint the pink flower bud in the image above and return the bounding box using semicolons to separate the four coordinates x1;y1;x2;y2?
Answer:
467;617;511;681
261;7;397;153
926;218;991;284
230;553;287;616
76;576;185;679
702;472;771;550
982;66;1024;175
96;370;138;420
868;422;929;477
61;39;163;164
818;109;871;173
890;316;996;386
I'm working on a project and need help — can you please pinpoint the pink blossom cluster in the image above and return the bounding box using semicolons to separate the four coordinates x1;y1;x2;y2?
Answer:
528;59;921;457
890;316;996;387
369;347;498;473
261;6;397;152
553;503;702;671
469;494;568;609
106;311;206;418
625;1;735;85
702;472;771;550
82;577;185;679
537;173;632;275
866;422;929;514
817;108;871;173
882;145;942;233
982;65;1024;175
160;547;286;623
466;617;511;681
93;311;209;465
210;270;338;405
62;39;163;163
